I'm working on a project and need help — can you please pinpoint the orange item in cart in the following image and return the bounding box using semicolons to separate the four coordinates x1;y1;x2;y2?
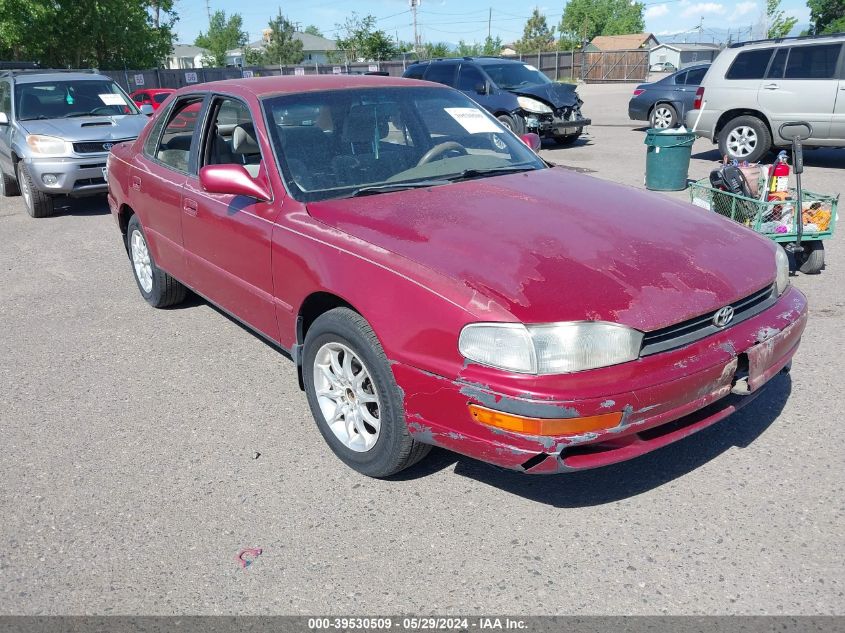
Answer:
802;205;832;231
767;191;789;202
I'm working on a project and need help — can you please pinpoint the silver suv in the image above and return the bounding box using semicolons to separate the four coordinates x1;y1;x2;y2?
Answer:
686;34;845;162
0;69;151;217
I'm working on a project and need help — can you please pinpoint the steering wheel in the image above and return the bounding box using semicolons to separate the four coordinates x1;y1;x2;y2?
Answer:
416;141;468;166
90;106;118;116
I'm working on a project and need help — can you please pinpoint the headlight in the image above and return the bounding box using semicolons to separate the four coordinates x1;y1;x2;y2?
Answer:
516;96;552;114
459;322;643;374
775;247;790;295
26;135;68;155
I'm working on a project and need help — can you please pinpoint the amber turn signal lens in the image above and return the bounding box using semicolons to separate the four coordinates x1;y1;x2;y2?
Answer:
468;404;622;436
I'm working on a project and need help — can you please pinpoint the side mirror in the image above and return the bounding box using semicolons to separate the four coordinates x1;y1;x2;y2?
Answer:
474;82;487;95
139;104;154;116
520;132;541;152
199;164;271;202
0;112;8;125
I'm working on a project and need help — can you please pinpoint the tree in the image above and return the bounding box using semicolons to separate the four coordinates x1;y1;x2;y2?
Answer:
516;8;555;53
1;0;177;69
807;0;845;34
766;0;798;38
559;0;645;46
455;40;482;56
262;9;304;65
195;10;246;67
303;25;323;37
482;35;503;56
333;13;396;62
420;42;451;59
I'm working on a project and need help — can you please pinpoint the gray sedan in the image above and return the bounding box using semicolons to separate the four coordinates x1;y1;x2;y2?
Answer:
628;64;709;129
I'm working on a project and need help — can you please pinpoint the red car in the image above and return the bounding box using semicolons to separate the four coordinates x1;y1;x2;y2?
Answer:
129;88;175;111
106;75;807;477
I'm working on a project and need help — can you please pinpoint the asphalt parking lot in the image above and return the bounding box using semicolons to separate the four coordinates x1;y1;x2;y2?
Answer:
1;82;843;616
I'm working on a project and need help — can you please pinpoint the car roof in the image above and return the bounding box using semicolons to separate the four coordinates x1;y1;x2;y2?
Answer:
180;74;437;99
728;32;844;50
13;72;113;84
413;57;523;66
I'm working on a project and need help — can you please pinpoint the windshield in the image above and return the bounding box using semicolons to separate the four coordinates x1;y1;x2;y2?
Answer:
483;63;552;90
262;86;545;202
15;80;139;120
153;92;171;104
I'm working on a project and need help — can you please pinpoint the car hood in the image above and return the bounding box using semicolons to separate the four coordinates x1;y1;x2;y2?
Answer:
307;168;777;331
513;82;580;109
18;115;148;141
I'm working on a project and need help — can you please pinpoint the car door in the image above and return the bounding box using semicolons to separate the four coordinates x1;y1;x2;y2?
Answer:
681;66;708;117
423;63;458;88
669;70;691;120
757;43;842;142
829;47;845;141
181;94;281;341
0;80;13;176
130;95;205;280
457;63;488;104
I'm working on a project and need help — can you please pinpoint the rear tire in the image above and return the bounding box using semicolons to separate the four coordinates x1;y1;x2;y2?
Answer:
126;215;187;307
303;307;431;477
0;168;19;197
650;103;677;129
718;115;771;163
798;241;824;274
17;163;53;217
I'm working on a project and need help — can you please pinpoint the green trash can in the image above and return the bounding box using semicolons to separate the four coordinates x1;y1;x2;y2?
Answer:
644;128;696;191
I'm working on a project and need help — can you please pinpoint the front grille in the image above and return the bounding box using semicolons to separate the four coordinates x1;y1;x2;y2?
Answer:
72;139;132;154
640;284;777;356
72;177;106;188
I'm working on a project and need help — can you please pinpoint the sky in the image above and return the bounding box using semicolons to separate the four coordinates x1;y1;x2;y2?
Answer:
172;0;813;46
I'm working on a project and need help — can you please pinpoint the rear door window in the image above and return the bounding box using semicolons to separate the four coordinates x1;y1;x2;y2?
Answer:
685;67;707;85
423;63;458;87
457;64;486;92
404;64;426;80
673;71;688;85
726;48;774;80
154;97;204;173
0;81;11;117
784;43;842;79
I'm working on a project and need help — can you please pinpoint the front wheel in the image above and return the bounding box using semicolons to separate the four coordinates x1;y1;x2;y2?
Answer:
0;169;19;197
126;215;187;307
718;115;772;163
497;113;525;136
303;308;431;477
17;163;53;217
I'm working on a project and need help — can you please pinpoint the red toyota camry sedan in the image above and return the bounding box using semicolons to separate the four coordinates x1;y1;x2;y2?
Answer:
106;75;807;477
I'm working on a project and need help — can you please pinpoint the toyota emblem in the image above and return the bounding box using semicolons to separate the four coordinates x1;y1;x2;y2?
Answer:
712;306;735;328
103;142;114;151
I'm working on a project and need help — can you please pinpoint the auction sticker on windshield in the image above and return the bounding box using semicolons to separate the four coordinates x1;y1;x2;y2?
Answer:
98;93;125;106
445;107;500;134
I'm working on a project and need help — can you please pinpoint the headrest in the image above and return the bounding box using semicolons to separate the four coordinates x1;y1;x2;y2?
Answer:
232;123;259;155
343;105;379;144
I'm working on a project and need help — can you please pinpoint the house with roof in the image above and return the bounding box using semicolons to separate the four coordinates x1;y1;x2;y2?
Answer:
649;42;721;70
226;31;338;67
166;44;210;69
587;33;659;51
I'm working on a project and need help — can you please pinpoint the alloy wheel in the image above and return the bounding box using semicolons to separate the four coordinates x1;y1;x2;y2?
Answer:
312;342;381;452
726;125;758;158
130;229;153;293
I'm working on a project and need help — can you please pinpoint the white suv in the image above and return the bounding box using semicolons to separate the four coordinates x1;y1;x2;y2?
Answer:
686;34;845;162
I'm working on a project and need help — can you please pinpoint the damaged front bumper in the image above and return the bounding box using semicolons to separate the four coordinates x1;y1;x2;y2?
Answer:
525;106;591;138
395;286;807;474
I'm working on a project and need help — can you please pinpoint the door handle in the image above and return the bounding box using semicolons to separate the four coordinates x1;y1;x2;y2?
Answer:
183;198;198;217
131;176;141;190
763;83;779;90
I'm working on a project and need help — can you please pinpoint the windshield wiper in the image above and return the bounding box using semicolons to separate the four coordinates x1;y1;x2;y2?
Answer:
344;179;450;198
63;112;111;118
444;165;539;182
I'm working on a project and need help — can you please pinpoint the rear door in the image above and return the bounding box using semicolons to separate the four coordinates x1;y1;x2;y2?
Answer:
680;66;708;119
181;94;281;341
830;47;845;141
757;42;842;142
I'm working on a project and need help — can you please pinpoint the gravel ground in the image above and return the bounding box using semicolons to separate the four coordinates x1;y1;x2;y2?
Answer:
1;82;843;616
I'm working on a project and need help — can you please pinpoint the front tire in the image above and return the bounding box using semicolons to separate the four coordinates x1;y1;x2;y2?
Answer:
650;103;677;129
17;163;53;217
497;113;525;136
303;308;431;477
126;215;187;308
798;241;824;274
719;115;772;163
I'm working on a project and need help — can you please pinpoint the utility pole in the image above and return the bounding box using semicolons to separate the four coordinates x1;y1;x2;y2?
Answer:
206;0;212;27
410;0;420;56
488;7;491;40
698;16;703;44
